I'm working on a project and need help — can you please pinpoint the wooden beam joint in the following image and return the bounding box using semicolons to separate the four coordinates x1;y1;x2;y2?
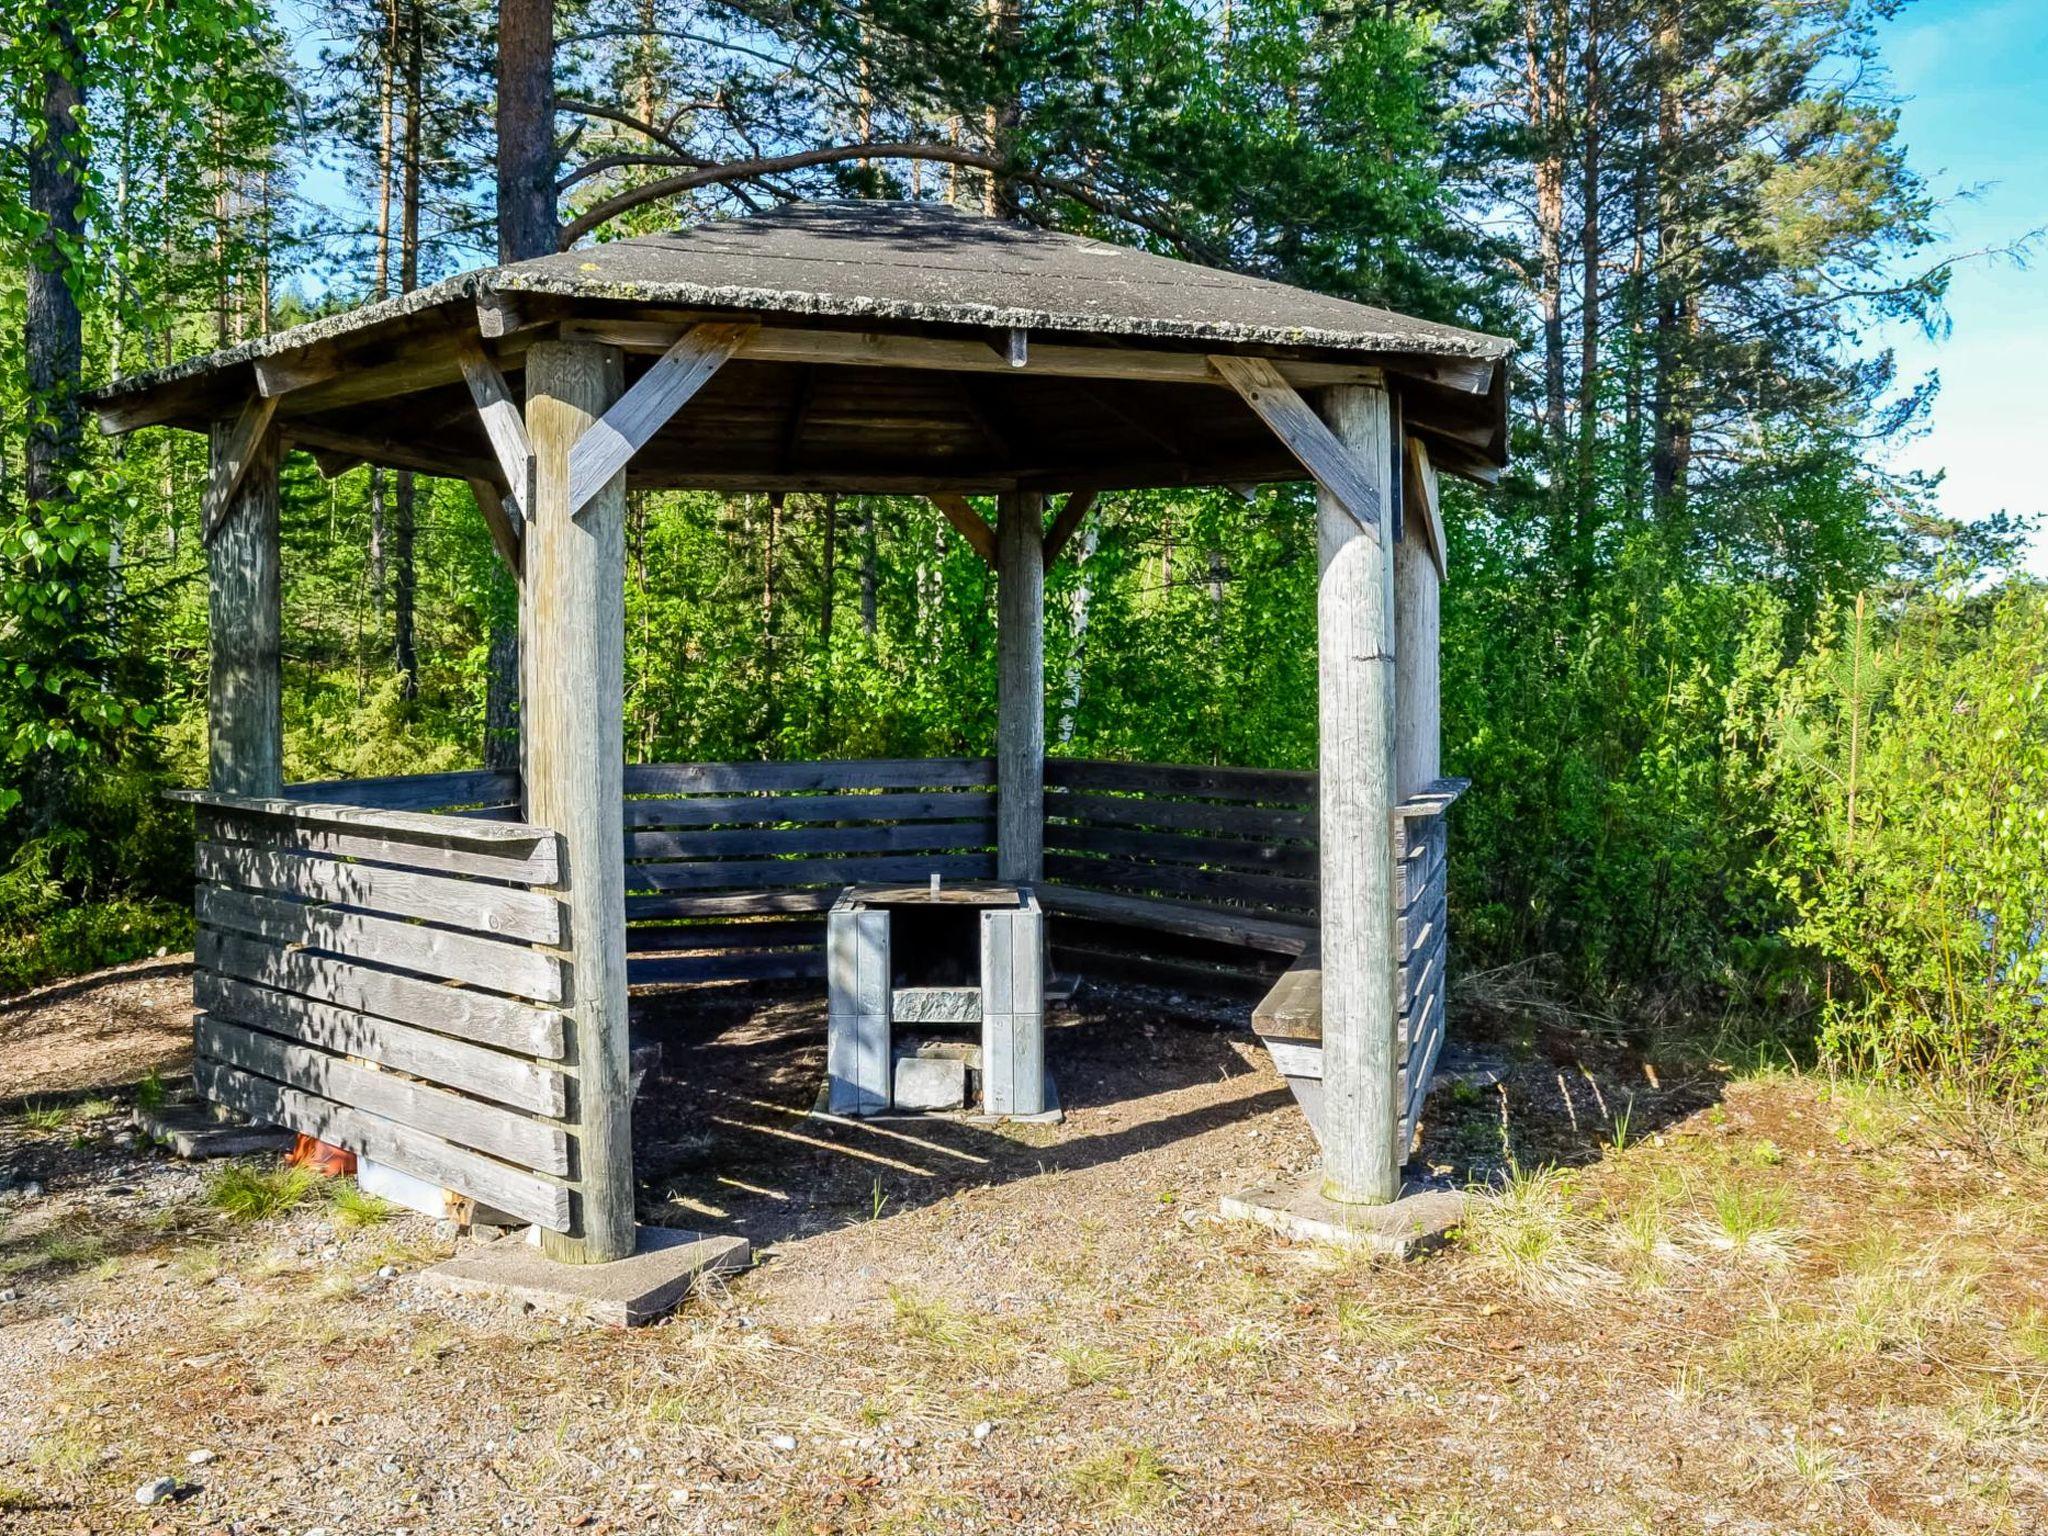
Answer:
930;493;997;567
1209;355;1381;540
202;395;281;543
562;322;754;518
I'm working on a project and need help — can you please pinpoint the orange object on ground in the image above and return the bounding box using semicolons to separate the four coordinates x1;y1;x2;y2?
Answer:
285;1135;356;1177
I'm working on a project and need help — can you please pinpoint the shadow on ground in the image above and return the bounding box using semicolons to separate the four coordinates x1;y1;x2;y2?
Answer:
626;976;1729;1251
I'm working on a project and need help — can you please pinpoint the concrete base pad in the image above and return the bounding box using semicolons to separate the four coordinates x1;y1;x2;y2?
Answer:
809;1073;1063;1126
420;1225;750;1327
135;1101;295;1160
1220;1174;1466;1257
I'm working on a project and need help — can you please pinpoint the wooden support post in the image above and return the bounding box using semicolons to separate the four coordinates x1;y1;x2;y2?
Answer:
1394;437;1443;799
996;491;1045;883
522;340;634;1264
1313;383;1401;1205
207;412;282;796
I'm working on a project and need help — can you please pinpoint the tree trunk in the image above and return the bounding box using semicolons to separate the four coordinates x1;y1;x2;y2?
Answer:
859;498;878;636
375;0;398;301
394;471;418;698
819;493;838;646
1526;0;1567;464
1057;518;1099;746
497;0;557;261
1573;0;1603;584
26;17;85;515
983;0;1022;216
391;0;424;701
1649;4;1689;518
763;492;781;651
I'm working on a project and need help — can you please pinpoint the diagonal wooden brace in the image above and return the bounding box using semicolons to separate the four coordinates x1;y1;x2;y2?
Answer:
1209;354;1381;540
202;395;280;542
1404;434;1447;581
929;493;997;566
455;335;535;521
563;322;755;518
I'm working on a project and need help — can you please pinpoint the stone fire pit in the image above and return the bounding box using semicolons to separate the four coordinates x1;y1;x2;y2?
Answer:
823;882;1047;1118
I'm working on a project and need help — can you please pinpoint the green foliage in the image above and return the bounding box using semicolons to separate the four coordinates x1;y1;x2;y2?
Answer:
1756;583;2048;1096
0;0;2034;1120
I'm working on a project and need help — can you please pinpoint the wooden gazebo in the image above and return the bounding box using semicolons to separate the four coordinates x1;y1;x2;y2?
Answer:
93;201;1512;1267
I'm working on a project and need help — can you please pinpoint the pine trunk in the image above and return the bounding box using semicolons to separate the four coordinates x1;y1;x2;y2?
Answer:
26;16;85;515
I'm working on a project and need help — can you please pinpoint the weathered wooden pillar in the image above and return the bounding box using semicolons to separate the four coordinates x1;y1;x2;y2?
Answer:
1393;440;1442;799
522;340;634;1264
1314;383;1401;1205
996;490;1045;883
207;417;283;796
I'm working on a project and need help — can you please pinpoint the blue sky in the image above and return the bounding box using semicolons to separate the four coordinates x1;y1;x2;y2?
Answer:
1874;0;2048;570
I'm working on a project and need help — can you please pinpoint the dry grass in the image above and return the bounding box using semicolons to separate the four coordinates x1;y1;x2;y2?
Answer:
1066;1443;1178;1516
7;975;2048;1534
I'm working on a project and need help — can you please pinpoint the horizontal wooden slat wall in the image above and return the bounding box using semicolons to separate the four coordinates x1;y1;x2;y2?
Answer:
170;788;573;1232
620;758;998;987
1394;778;1465;1151
1041;758;1318;990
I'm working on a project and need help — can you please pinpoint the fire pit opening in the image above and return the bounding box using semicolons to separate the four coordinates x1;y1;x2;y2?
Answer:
879;903;982;990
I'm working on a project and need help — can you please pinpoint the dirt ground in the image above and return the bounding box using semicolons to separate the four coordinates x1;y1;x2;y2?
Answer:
2;962;2045;1535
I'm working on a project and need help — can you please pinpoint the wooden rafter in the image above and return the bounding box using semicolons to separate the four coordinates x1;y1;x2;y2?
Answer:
286;422;500;485
556;316;1406;393
1041;489;1099;566
564;322;755;517
1208;354;1380;540
252;346;343;399
930;493;997;566
455;335;535;519
202;395;280;542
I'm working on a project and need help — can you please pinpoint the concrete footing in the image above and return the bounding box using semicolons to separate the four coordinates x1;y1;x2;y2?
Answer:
1220;1174;1465;1257
809;1072;1062;1126
420;1225;751;1327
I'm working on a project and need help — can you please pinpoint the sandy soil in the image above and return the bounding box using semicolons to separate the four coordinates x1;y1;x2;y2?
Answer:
0;961;193;1106
1;964;2044;1534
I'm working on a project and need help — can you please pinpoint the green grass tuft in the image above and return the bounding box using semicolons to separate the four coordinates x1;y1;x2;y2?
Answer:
19;1100;66;1132
205;1162;318;1222
326;1179;395;1231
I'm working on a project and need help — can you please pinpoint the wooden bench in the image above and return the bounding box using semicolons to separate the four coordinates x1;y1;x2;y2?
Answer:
1041;758;1318;992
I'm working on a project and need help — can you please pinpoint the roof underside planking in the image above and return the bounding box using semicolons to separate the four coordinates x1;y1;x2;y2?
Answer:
90;200;1515;496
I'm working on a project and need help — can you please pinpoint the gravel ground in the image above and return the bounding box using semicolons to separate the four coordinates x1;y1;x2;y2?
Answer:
2;963;2044;1534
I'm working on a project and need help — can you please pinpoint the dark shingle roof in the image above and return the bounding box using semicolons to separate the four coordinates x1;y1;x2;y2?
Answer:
92;201;1512;408
484;200;1514;363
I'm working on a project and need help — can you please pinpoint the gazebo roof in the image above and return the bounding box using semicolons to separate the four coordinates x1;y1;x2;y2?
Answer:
93;200;1514;493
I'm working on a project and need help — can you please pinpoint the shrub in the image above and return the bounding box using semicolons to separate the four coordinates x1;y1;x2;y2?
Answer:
0;898;191;992
1757;583;2048;1098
